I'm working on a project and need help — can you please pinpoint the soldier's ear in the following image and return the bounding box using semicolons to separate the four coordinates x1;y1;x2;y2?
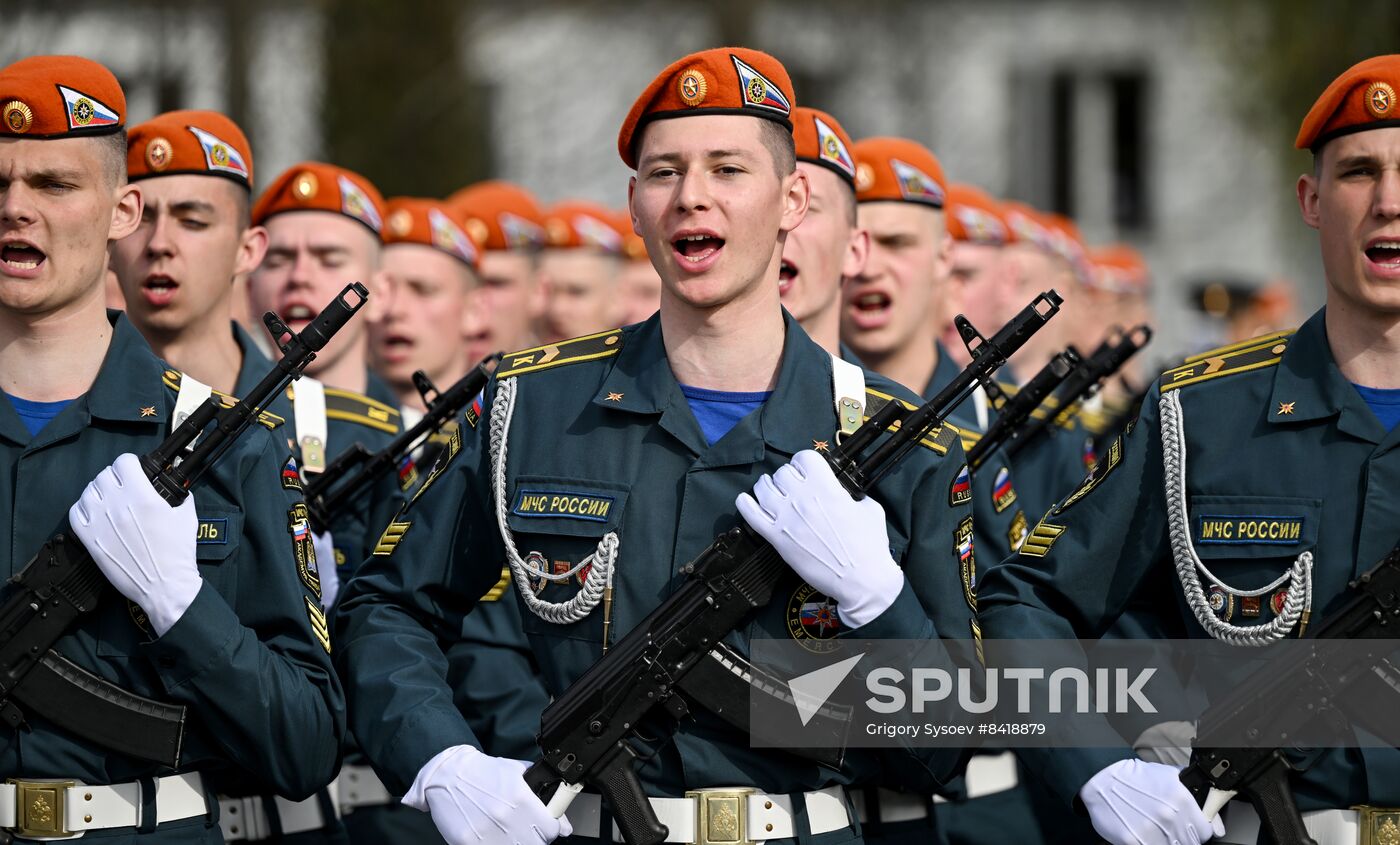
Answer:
1296;172;1321;230
108;182;142;242
842;226;870;280
234;225;269;277
779;166;810;234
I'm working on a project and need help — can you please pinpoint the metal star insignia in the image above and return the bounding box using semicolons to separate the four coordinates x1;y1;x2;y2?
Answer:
140;406;157;417
1277;401;1295;415
605;391;624;402
812;439;830;453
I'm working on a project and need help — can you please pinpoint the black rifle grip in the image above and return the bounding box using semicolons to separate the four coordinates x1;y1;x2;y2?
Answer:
1243;759;1317;845
596;754;667;845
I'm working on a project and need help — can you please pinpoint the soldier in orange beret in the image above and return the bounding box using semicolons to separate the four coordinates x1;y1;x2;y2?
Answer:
612;207;663;325
537;199;625;343
939;183;1019;368
979;54;1400;845
0;57;342;842
338;46;975;845
446;180;548;353
779;105;867;354
371;197;486;417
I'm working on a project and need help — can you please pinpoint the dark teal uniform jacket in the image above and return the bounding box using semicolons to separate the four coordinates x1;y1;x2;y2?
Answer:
336;313;974;804
0;314;343;841
978;309;1394;811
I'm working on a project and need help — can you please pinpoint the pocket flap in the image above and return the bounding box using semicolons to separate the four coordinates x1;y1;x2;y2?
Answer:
1188;495;1320;559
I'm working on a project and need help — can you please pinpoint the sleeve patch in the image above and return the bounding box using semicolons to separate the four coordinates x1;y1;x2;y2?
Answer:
410;425;463;505
955;515;976;612
1007;509;1029;553
990;465;1018;513
288;503;320;598
1054;435;1123;515
281;455;304;491
1018;515;1067;558
304;595;331;653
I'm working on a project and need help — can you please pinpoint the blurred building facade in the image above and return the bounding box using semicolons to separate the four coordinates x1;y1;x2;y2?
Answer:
5;0;1324;358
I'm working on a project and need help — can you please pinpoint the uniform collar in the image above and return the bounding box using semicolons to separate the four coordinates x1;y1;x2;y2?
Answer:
87;311;167;425
924;341;962;400
1267;307;1387;442
592;309;837;459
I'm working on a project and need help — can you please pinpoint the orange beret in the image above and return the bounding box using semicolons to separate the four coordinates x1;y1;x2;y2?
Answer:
0;55;124;138
1088;244;1150;295
618;47;794;169
852;137;946;208
446;181;547;252
1001;202;1053;251
1034;211;1090;282
610;210;646;261
1296;55;1400;151
253;162;386;238
791;106;856;186
945;184;1012;246
543;200;627;254
384;197;480;269
128;110;252;188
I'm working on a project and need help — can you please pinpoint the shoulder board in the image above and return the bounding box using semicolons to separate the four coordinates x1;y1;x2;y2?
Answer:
958;428;981;452
323;387;401;435
862;388;959;456
480;567;511;602
498;329;623;378
162;370;285;430
1161;332;1292;392
427;419;460;446
1183;329;1294;365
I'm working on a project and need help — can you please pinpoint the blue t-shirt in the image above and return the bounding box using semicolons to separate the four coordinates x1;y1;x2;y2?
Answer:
679;384;773;446
4;392;75;437
1353;383;1400;433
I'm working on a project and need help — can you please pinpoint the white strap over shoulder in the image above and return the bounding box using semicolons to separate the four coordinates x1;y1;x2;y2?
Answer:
172;373;213;434
830;354;866;439
293;376;329;473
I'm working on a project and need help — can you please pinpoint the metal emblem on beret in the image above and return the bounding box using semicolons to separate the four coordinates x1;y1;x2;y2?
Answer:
3;100;33;134
1366;81;1396;119
746;77;767;106
678;68;708;107
855;162;875;192
292;171;319;202
546;217;571;246
145;137;173;171
465;217;490;246
210;143;229;167
388;208;413;237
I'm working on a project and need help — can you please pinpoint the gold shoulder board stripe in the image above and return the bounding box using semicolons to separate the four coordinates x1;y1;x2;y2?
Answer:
162;370;285;430
498;328;624;378
1161;334;1291;392
862;388;958;455
1183;329;1295;365
481;567;511;602
323;388;401;435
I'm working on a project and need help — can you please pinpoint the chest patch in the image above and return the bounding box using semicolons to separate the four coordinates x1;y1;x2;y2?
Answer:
197;518;228;545
1195;514;1304;546
512;489;616;522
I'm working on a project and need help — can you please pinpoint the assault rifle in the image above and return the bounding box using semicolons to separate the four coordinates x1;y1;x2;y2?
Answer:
304;352;501;529
0;283;368;767
522;291;1063;845
1005;324;1152;457
1179;541;1400;845
966;348;1081;471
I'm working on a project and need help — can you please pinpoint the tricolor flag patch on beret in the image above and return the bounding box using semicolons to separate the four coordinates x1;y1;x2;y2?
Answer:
338;174;383;233
187;125;250;178
429;207;479;265
732;55;790;117
814;115;855;179
59;85;119;130
891;159;945;206
574;214;623;253
956;206;1007;245
500;211;545;248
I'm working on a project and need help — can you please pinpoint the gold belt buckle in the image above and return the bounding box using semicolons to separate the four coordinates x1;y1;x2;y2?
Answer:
1352;805;1400;845
686;787;755;845
7;779;74;838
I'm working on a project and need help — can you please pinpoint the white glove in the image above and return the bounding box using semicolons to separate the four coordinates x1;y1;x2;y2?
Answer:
68;453;202;637
313;530;339;610
736;449;904;628
1080;759;1224;845
403;745;571;845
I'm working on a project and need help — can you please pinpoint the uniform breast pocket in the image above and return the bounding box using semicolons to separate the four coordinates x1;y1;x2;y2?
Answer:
505;476;628;642
1187;494;1321;602
94;508;242;655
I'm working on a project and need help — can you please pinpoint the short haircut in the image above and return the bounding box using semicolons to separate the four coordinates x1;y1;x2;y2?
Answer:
837;180;857;227
759;120;796;177
96;130;127;187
